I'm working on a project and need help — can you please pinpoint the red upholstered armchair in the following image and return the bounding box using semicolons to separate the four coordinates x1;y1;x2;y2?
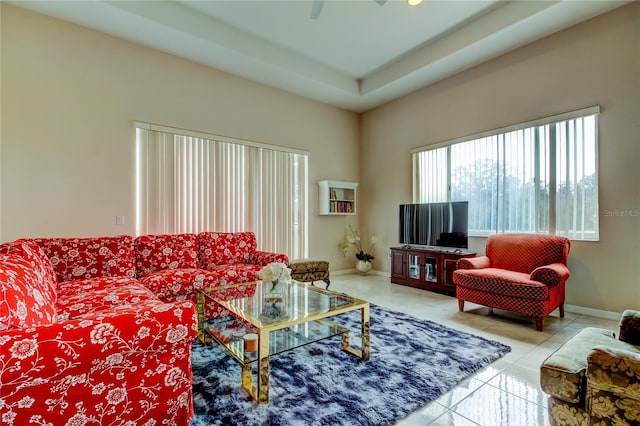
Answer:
453;234;570;331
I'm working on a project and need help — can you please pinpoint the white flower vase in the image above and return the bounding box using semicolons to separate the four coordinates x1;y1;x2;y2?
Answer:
356;260;372;275
261;280;289;322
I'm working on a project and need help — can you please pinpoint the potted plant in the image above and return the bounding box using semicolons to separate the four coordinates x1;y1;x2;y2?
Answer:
339;225;377;274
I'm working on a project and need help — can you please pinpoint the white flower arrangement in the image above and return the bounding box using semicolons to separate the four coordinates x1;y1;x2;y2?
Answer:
258;262;291;284
338;225;377;262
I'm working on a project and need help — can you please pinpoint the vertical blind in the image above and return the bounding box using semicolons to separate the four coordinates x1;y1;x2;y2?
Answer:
135;123;309;258
412;107;599;240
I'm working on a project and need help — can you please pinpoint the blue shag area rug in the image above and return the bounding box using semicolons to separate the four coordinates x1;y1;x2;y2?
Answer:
190;304;510;426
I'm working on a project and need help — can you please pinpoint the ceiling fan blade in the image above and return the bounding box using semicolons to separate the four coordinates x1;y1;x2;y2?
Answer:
310;0;325;20
374;0;387;5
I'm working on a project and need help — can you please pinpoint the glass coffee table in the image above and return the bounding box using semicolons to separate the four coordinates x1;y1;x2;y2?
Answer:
196;280;370;404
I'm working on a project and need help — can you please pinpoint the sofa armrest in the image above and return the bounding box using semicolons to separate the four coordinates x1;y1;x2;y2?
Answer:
618;309;640;345
251;250;289;266
587;346;640;401
457;256;490;270
530;262;570;288
0;299;197;425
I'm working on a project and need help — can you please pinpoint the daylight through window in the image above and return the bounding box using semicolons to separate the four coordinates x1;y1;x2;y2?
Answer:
413;107;599;240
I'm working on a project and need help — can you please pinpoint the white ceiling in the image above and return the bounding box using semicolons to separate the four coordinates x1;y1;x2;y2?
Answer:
10;0;631;112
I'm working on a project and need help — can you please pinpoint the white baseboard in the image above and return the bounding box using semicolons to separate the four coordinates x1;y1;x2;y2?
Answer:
329;271;622;321
331;269;356;276
564;304;621;321
331;269;388;277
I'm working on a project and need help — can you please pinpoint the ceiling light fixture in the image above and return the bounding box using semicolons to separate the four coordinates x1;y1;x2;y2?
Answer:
407;0;423;5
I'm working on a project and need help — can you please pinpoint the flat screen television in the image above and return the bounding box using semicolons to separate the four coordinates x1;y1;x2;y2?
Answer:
399;201;469;248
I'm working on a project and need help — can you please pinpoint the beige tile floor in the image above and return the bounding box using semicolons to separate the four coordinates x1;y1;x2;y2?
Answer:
327;273;619;426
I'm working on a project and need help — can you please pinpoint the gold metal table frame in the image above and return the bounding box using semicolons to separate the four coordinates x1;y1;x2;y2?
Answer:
197;280;370;404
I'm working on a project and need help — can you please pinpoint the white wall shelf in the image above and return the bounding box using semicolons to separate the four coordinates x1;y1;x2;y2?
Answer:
318;180;358;215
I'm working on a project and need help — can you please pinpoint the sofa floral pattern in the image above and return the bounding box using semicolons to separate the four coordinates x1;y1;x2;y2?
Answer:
0;237;197;425
136;232;288;301
1;232;288;424
136;232;288;320
34;235;136;282
0;240;58;331
198;232;257;267
55;276;160;318
1;300;196;425
198;232;288;269
541;310;640;426
135;233;199;277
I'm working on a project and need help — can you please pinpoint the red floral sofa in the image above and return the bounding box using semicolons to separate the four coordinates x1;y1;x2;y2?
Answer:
453;233;570;331
134;232;288;318
0;231;287;425
0;237;197;425
135;232;287;300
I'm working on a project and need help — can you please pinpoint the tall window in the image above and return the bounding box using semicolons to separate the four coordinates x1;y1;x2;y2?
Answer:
413;107;599;240
135;123;309;258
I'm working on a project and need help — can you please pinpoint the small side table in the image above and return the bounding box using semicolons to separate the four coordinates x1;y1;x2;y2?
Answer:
289;259;330;289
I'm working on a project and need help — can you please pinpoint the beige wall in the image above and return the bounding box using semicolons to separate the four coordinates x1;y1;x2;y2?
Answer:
2;3;639;313
361;3;640;313
0;4;360;270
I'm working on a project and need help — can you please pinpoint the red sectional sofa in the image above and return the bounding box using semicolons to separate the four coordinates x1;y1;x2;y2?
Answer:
0;231;287;425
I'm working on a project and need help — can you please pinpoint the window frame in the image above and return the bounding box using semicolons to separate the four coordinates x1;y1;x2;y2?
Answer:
411;106;600;241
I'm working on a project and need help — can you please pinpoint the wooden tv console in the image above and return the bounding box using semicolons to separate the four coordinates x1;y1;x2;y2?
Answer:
390;246;476;296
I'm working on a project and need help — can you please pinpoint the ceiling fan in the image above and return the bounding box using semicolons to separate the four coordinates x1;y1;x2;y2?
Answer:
310;0;388;20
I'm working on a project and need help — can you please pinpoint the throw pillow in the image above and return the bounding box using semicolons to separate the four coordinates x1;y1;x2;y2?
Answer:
134;233;198;277
198;232;257;268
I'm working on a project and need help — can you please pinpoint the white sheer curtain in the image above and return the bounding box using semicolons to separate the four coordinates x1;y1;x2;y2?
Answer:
135;125;308;258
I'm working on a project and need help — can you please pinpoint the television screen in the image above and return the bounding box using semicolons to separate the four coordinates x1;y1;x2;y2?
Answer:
399;201;469;248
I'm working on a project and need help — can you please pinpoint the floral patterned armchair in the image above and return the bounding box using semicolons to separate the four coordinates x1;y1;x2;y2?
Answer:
540;309;640;425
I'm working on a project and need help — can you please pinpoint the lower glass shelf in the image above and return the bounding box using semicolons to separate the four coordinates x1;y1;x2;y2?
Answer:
205;317;347;364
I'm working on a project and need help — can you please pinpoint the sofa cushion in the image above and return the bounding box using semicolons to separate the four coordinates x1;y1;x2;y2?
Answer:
140;265;261;301
35;235;135;283
0;254;57;330
168;283;258;320
540;327;630;404
454;268;549;301
486;234;569;274
251;250;290;267
198;232;257;268
138;268;223;300
135;233;198;277
207;264;262;284
0;238;58;302
56;276;159;319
